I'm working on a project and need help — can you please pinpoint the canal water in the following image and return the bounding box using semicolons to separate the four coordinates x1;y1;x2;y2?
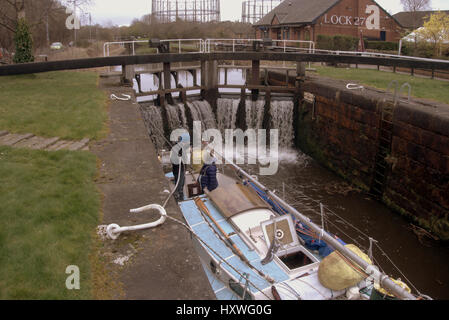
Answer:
136;69;449;300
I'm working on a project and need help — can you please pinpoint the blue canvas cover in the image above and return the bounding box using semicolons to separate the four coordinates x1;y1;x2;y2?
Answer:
245;181;346;258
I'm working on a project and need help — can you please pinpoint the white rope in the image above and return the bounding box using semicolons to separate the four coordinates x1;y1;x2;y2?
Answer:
106;204;167;240
111;93;132;101
346;83;364;90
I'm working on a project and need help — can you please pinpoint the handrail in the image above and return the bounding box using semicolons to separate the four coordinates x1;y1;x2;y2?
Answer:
102;38;448;65
204;38;315;54
3;52;449;77
103;39;204;57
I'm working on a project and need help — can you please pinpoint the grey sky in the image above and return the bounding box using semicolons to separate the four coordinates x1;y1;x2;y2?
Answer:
85;0;449;26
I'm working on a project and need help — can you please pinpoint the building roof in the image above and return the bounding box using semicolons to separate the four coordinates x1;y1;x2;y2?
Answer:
254;0;340;26
393;10;449;29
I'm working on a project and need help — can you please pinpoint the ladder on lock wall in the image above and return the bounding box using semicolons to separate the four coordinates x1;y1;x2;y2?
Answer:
371;81;411;197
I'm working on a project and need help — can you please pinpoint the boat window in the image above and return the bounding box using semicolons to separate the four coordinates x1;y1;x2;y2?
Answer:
279;251;314;270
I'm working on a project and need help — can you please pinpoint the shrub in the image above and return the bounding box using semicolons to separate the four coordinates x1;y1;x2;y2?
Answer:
13;19;34;64
317;34;359;51
366;41;399;52
401;41;435;58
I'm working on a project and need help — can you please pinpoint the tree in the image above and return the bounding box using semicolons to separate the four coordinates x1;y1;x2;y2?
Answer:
416;11;449;56
400;0;432;30
0;0;59;51
0;0;55;32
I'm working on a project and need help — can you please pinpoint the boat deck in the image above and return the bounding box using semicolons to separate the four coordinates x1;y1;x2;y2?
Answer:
178;194;290;296
165;171;351;300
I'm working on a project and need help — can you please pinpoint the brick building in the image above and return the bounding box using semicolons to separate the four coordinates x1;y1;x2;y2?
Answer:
254;0;404;42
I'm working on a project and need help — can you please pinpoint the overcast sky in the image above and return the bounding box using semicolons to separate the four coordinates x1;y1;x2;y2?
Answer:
84;0;449;27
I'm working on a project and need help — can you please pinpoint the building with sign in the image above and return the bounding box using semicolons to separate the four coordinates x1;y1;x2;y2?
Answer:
254;0;404;42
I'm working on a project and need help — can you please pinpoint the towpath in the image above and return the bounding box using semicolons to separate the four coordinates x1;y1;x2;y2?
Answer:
91;75;215;300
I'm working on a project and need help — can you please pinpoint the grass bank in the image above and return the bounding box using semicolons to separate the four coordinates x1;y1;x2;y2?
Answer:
313;66;449;105
0;146;100;299
0;71;108;140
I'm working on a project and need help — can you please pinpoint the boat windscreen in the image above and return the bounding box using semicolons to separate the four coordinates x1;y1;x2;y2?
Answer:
206;182;270;220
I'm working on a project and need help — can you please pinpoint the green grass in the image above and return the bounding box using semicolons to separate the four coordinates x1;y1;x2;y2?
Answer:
313;66;449;105
0;71;108;140
0;146;100;299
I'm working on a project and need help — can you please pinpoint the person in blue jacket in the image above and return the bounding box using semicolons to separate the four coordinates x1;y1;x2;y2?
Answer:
199;155;218;193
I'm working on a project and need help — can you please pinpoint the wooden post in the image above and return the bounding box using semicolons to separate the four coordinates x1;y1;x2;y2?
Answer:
208;60;218;89
224;67;228;85
179;87;187;104
163;62;173;105
263;89;272;132
296;62;306;87
236;88;248;131
251;59;260;101
201;60;219;114
121;64;135;85
201;60;207;88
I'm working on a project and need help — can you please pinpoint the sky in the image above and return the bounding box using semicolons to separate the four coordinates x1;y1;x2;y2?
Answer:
85;0;449;27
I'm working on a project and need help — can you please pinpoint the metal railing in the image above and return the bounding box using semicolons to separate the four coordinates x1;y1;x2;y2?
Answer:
102;38;449;67
103;39;205;57
203;38;316;53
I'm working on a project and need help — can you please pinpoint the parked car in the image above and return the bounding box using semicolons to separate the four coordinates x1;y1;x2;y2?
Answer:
50;42;63;50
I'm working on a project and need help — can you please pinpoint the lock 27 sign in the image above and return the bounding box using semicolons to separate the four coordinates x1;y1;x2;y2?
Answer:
323;5;380;30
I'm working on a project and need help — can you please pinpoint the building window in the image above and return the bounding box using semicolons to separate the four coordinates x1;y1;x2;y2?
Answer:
304;30;310;41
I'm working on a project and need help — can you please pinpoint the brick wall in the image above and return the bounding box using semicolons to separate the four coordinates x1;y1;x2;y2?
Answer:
255;0;404;43
293;76;449;240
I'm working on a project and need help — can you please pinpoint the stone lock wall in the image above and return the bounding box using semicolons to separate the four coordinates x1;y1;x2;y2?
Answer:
388;102;449;239
296;76;449;240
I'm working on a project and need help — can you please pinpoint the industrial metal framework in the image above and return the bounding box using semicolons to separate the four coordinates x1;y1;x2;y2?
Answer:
242;0;282;24
152;0;221;23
